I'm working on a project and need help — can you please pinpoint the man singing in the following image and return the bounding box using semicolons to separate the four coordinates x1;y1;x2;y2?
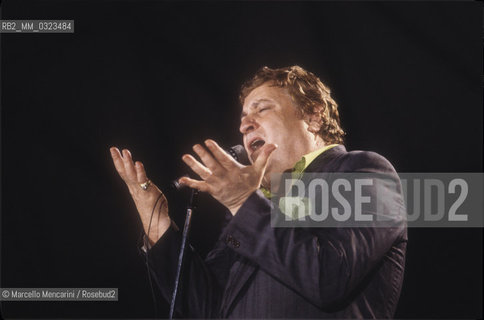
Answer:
110;66;407;318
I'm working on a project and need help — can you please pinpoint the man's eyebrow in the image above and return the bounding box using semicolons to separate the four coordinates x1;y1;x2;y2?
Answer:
240;99;273;118
253;98;273;106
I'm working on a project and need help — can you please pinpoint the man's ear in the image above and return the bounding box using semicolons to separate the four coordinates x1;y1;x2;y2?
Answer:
306;105;324;133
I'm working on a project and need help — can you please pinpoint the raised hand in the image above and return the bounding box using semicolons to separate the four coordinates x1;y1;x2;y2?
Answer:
110;147;171;245
179;139;277;215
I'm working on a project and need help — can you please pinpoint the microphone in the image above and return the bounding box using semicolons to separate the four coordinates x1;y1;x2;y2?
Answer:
226;144;250;165
171;144;249;190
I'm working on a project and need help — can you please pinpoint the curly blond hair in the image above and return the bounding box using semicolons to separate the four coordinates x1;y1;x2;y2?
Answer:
240;66;345;145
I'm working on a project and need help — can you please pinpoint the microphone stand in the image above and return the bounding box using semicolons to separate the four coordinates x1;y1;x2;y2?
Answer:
166;145;246;318
169;187;199;319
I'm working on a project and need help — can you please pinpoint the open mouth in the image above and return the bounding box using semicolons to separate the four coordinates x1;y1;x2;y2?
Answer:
249;139;266;153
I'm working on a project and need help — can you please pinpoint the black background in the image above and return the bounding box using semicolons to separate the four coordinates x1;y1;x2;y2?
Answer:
1;1;482;319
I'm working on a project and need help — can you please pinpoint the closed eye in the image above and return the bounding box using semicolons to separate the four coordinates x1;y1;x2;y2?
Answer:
259;106;271;113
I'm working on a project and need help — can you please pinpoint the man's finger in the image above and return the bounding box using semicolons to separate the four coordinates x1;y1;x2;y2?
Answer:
192;144;223;173
122;149;137;181
135;161;149;183
178;177;211;193
254;143;278;173
110;147;127;178
205;139;238;169
182;154;213;180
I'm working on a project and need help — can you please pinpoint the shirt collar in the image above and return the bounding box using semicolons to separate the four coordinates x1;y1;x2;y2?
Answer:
260;144;340;198
292;144;339;175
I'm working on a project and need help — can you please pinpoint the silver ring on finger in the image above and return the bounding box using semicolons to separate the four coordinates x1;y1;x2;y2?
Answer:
139;179;152;191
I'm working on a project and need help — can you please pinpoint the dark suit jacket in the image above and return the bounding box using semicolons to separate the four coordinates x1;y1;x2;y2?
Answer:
145;145;407;318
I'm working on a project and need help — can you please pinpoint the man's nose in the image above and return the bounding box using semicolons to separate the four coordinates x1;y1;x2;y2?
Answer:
240;116;258;134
